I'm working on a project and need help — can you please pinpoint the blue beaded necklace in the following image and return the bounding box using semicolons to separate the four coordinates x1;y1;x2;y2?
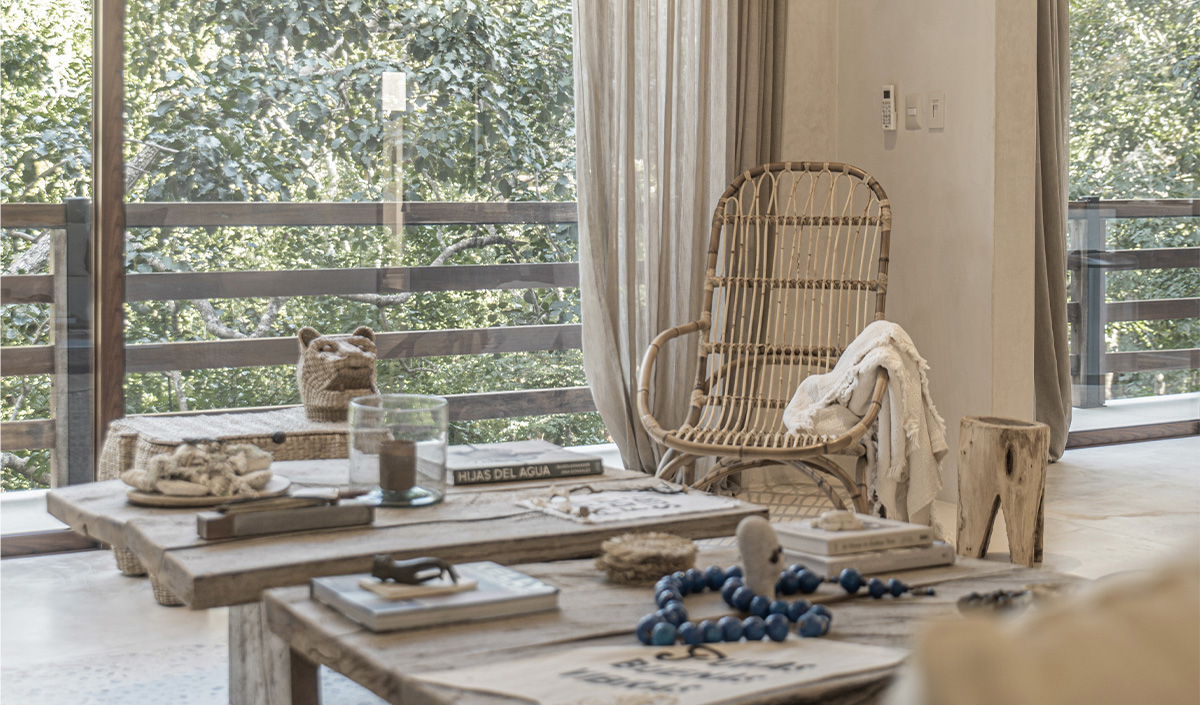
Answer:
635;564;934;646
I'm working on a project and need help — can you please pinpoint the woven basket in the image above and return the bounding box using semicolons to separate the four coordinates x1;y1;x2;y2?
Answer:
98;406;348;481
149;574;184;607
113;547;147;577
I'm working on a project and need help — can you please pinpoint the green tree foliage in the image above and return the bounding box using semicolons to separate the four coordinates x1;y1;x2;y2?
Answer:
2;0;603;491
1070;0;1199;400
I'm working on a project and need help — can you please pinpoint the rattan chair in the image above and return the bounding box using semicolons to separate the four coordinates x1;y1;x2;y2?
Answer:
637;162;892;513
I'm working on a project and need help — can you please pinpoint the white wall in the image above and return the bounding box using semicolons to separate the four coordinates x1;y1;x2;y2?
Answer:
781;0;1039;501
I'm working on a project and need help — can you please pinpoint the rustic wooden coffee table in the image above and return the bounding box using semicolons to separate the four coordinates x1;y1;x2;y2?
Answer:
45;459;768;705
264;548;1079;705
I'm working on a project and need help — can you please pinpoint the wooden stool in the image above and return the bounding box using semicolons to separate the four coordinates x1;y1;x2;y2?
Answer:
956;416;1050;566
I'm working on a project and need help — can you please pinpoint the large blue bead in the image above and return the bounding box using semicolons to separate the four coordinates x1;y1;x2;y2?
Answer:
838;568;863;593
677;621;703;645
888;578;907;597
776;571;801;596
685;568;706;593
764;614;789;642
704;565;726;591
786;599;812;622
796;612;827;638
672;571;690;595
742;616;767;641
808;603;833;620
659;602;687;625
699;619;722;643
731;586;755;612
721;577;744;605
748;595;771;618
788;563;806;575
651;621;677;645
718;616;743;642
655;578;678;595
655;587;682;608
636;613;661;644
796;569;823;594
768;599;790;616
868;577;886;599
726;565;744;579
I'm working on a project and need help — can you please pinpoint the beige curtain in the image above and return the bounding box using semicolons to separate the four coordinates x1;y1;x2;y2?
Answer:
1034;0;1073;460
573;1;787;472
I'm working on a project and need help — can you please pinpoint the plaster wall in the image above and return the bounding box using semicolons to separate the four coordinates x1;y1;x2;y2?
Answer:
780;0;1038;501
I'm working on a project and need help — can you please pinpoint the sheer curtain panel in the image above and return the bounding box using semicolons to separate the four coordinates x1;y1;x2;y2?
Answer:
573;1;737;472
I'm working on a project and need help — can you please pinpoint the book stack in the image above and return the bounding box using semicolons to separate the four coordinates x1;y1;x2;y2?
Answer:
446;439;604;486
311;561;560;633
774;514;954;579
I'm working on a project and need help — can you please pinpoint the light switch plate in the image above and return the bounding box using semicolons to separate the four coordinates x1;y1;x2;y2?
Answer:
905;93;921;129
929;92;946;129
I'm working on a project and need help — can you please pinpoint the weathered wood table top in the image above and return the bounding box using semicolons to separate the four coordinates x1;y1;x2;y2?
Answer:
45;459;768;609
265;549;1082;705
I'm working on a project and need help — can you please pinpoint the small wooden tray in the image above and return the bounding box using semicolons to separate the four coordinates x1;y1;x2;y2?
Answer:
127;476;291;508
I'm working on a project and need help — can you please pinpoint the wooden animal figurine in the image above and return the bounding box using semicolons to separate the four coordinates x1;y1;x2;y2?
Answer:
736;515;784;596
296;326;379;422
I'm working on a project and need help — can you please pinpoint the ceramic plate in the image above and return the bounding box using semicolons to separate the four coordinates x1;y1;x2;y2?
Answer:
126;475;291;508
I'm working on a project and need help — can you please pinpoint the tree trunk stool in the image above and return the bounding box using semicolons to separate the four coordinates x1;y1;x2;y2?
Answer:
956;416;1050;567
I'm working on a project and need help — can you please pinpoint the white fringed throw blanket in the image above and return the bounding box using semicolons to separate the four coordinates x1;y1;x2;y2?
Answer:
782;321;948;522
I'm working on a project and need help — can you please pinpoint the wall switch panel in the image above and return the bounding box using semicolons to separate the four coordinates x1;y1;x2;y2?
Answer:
905;93;921;129
928;92;946;129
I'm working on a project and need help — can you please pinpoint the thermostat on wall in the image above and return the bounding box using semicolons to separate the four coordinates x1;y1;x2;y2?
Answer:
881;85;897;131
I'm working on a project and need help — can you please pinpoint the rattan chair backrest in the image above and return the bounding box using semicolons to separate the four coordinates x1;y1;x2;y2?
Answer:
686;162;891;441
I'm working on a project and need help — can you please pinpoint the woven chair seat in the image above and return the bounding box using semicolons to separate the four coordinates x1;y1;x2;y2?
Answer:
666;425;865;456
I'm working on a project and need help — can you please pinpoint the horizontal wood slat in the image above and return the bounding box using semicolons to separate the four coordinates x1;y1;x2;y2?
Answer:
0;204;68;228
125;201;578;228
125;263;579;302
1;275;54;305
0;419;55;451
124;324;582;374
446;386;596;421
1068;298;1200;325
1067;420;1199;450
1067;247;1199;271
1;530;103;559
1105;298;1200;323
0;346;53;376
1067;199;1200;219
2;325;583;377
1105;348;1200;373
19;386;596;442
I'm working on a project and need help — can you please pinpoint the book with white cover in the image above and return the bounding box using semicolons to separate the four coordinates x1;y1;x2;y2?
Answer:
785;541;956;579
311;561;559;633
774;514;934;556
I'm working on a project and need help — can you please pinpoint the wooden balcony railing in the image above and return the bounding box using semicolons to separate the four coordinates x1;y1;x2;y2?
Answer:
1;200;594;487
1066;198;1200;408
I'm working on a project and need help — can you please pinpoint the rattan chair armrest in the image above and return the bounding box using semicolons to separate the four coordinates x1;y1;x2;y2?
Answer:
842;367;890;443
636;319;709;438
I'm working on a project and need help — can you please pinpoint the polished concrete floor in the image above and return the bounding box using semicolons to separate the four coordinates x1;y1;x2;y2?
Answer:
2;436;1197;705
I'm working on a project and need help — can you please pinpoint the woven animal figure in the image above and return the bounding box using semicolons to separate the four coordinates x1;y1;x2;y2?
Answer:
297;326;379;422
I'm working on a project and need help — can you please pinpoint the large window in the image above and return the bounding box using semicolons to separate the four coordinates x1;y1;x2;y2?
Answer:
1067;0;1199;436
1;0;598;493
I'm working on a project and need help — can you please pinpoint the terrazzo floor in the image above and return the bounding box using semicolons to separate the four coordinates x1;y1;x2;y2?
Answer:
2;436;1197;705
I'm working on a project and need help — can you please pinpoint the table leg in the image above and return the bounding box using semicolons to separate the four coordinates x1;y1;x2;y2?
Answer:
289;648;321;705
230;602;299;705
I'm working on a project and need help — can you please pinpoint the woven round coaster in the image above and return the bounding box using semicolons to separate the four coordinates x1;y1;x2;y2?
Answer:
594;532;697;585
